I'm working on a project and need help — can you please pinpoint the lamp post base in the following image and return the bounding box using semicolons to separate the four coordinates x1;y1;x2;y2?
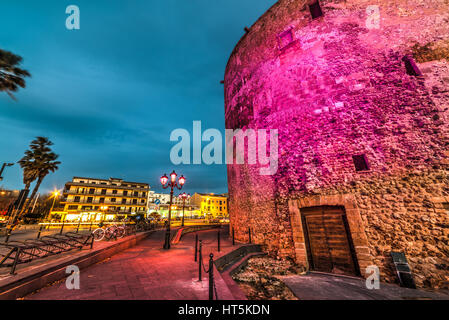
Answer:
163;229;171;249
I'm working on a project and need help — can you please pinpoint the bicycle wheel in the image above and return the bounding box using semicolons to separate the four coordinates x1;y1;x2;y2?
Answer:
93;228;105;241
116;226;125;238
104;226;114;240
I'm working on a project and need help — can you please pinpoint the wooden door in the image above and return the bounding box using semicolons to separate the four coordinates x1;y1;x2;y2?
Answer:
301;206;359;276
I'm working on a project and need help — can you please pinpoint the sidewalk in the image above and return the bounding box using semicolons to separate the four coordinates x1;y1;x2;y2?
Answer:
280;273;449;300
25;227;243;300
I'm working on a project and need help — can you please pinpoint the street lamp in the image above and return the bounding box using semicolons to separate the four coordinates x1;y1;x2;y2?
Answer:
178;192;190;227
0;163;14;181
46;190;60;221
160;170;185;249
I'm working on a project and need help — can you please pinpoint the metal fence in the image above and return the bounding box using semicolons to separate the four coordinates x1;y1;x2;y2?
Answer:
0;232;94;275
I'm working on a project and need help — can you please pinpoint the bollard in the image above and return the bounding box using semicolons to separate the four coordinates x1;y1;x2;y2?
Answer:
198;240;203;282
37;224;44;239
248;227;251;244
194;234;198;262
232;228;235;246
76;219;81;233
89;220;93;231
209;253;214;300
217;230;221;252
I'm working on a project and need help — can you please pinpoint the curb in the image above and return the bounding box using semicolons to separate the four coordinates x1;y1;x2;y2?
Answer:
213;245;266;301
0;231;154;300
172;224;223;245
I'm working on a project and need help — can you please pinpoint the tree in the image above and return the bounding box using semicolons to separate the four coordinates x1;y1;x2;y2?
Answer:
0;49;31;100
19;137;61;214
18;150;39;190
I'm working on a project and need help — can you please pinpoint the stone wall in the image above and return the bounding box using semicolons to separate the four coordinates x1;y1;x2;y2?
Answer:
225;0;449;289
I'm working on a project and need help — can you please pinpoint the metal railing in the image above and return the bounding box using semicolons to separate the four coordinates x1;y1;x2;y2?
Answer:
91;222;162;242
0;232;94;275
195;237;219;300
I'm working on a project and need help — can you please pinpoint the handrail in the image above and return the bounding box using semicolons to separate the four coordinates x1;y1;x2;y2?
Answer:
0;232;94;275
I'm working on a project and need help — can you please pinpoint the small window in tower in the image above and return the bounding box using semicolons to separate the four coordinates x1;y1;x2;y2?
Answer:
309;1;323;19
278;28;294;50
352;154;370;172
402;55;422;76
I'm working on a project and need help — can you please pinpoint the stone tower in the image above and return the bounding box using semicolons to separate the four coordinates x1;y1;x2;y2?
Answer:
224;0;449;288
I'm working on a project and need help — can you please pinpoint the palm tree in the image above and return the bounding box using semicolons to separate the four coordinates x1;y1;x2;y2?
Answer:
18;150;39;190
0;49;31;99
18;137;61;214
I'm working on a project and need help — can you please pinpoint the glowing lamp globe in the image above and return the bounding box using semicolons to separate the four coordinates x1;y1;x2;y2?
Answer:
170;171;177;183
160;174;168;185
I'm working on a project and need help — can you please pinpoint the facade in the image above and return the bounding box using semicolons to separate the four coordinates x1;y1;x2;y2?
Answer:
59;177;149;222
148;191;200;218
191;193;229;218
225;0;449;288
147;191;171;205
155;203;201;219
148;191;198;218
147;191;192;206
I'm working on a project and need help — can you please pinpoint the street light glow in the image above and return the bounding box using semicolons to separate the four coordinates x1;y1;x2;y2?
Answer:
170;170;177;183
160;174;168;186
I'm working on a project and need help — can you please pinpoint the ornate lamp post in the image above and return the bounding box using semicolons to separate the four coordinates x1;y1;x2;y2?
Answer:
179;192;191;227
160;170;185;249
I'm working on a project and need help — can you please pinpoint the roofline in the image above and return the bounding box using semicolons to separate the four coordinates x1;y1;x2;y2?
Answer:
70;177;149;185
224;0;283;77
193;192;228;197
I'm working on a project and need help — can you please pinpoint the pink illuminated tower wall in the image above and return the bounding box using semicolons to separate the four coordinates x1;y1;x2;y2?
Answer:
224;0;449;288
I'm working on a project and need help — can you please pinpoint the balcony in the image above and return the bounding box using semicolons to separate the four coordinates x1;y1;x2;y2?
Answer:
63;190;147;198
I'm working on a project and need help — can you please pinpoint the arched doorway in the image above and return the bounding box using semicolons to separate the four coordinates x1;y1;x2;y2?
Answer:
301;206;360;276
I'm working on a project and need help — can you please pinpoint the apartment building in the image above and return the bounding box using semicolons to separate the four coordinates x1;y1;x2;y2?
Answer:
59;177;149;221
191;193;228;218
147;191;192;206
147;191;171;205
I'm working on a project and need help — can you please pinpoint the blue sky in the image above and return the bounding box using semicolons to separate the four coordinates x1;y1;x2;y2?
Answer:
0;0;274;194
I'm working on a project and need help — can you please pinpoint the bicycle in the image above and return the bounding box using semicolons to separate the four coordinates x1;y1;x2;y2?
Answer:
92;223;125;241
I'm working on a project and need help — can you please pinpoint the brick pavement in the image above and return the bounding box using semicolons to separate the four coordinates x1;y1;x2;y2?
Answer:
25;226;241;300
